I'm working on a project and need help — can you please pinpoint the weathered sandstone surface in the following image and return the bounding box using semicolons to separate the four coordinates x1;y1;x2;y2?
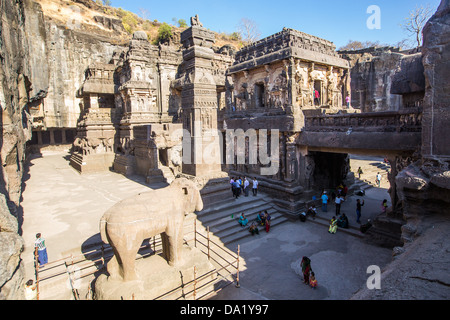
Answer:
352;0;450;300
0;0;124;299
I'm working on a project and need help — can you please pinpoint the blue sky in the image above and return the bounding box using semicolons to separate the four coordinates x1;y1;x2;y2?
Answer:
110;0;441;49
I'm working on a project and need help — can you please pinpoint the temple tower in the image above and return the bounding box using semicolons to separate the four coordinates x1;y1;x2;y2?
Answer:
179;23;222;177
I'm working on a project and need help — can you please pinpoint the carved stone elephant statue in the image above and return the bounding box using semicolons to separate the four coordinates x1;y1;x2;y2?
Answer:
99;178;203;281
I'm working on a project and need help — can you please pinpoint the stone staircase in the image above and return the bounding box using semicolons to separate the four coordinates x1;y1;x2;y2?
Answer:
195;193;290;245
349;160;391;194
349;178;375;195
146;165;176;184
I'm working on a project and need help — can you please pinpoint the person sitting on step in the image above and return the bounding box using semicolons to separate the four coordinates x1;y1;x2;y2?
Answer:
256;211;265;225
249;222;259;235
238;213;248;227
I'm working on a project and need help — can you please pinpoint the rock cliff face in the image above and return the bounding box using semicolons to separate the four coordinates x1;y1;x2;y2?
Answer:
340;48;404;112
29;0;126;130
0;0;35;300
42;21;121;128
352;0;450;300
0;0;125;299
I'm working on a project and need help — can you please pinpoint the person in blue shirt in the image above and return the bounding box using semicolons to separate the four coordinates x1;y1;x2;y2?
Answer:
321;191;329;212
256;212;264;225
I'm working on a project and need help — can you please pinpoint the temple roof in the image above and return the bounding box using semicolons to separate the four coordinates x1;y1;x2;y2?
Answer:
228;28;349;74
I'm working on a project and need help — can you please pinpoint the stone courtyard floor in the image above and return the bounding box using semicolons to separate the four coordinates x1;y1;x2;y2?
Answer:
20;149;394;300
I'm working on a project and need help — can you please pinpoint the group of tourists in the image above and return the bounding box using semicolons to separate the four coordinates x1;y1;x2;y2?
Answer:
256;210;271;233
320;183;348;213
230;176;258;199
357;165;384;189
25;233;48;300
300;204;317;222
237;210;271;235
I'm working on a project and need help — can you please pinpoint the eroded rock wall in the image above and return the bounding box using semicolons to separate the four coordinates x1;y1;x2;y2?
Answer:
0;0;36;300
341;48;404;112
42;20;122;129
0;0;125;299
352;0;450;300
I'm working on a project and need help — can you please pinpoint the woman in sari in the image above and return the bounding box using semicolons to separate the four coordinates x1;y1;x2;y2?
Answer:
256;212;264;225
300;256;311;284
328;216;338;234
238;213;248;227
264;211;271;232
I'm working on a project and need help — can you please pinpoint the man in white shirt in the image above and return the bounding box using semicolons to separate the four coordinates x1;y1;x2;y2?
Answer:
376;172;381;187
335;195;344;215
244;177;250;196
252;177;258;196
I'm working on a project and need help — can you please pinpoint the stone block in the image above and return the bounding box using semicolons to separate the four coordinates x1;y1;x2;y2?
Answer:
94;245;216;300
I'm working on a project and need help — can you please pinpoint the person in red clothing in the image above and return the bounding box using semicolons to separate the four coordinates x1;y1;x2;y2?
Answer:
300;256;311;284
264;211;271;232
314;89;320;106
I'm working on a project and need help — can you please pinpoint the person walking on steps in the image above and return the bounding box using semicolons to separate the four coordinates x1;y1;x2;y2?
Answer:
357;167;363;179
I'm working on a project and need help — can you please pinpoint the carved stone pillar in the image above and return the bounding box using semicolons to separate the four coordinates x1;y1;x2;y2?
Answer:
49;128;55;145
37;130;43;145
61;128;67;144
284;133;298;182
285;144;297;182
180;26;222;177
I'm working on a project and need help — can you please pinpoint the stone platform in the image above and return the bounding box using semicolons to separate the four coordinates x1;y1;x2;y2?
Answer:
94;245;216;300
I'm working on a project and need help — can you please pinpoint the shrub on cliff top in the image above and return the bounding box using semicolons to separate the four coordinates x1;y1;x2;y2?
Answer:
154;22;172;44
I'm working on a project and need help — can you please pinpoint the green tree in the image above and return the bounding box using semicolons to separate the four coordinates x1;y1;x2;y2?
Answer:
178;19;188;28
155;22;173;44
121;11;139;34
230;32;242;41
338;40;384;51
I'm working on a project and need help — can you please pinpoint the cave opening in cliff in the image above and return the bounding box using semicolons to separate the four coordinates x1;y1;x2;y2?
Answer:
311;151;349;190
254;83;265;108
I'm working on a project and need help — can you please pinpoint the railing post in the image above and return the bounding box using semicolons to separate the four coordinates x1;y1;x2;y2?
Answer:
193;266;197;300
235;244;240;288
194;219;197;248
207;226;210;260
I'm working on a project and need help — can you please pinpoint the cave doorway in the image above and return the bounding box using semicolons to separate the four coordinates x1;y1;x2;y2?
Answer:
310;151;349;190
313;80;322;106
